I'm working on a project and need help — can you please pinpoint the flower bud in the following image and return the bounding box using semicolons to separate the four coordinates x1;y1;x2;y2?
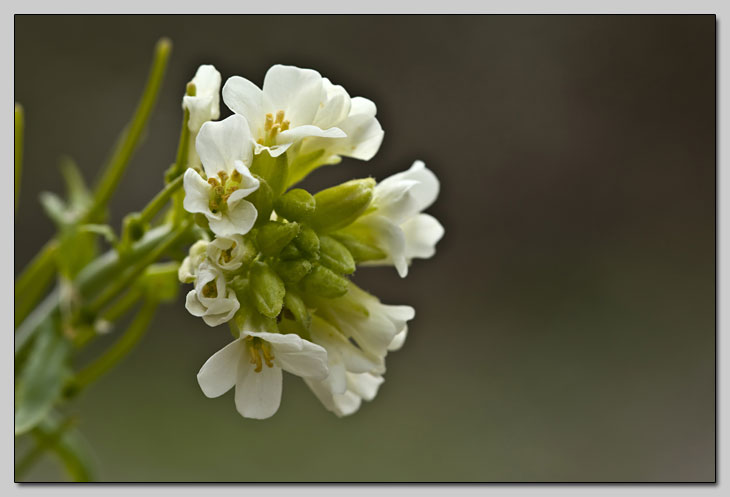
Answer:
275;188;316;222
246;175;273;227
249;261;285;318
280;242;303;261
330;232;387;263
319;235;355;275
301;264;349;298
250;150;288;198
310;178;375;233
275;259;313;284
283;290;311;329
294;226;320;259
256;221;300;257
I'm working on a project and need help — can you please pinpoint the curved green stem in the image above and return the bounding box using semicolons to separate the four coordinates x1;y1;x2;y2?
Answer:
138;173;183;226
86;38;172;223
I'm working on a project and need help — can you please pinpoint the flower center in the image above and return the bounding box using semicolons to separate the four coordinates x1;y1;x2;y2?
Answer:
207;170;244;214
220;243;236;263
201;280;218;299
258;110;290;147
245;336;275;373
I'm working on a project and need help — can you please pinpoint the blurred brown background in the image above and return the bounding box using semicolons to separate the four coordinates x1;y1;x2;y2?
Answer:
14;15;715;482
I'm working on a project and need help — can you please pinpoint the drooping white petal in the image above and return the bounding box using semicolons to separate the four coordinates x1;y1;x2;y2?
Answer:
222;75;265;136
333;97;384;161
275;339;329;380
208;198;258;237
388;326;408;352
234;361;283;420
178;240;209;283
195;115;254;178
262;65;324;126
197;338;245;398
346;372;384;401
373;178;421;225
200;289;240;327
183;169;217;217
357;215;408;277
309;316;381;374
184;65;221;133
402;213;445;260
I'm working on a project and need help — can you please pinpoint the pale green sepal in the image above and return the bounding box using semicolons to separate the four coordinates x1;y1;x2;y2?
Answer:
256;221;301;257
294;226;320;259
301;265;349;298
275;259;313;284
319;235;356;275
310;178;375;233
330;231;387;263
249;261;286;318
275;188;316;222
250;149;288;198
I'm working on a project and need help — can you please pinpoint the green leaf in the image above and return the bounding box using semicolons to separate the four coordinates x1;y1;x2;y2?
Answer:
15;321;71;436
39;192;71;228
59;156;92;213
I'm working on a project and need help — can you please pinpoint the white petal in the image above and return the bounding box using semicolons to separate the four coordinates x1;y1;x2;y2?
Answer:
358;215;408;277
208;199;258;237
182;169;215;217
373;178;421;225
229;165;260;197
402;213;445;260
275;339;329;380
313;78;351;129
304;378;339;414
222;75;264;135
346;372;384;401
197;338;245;398
262;65;324;126
234;362;282;420
277;124;345;145
245;329;304;352
196;115;254;178
389;161;440;212
185;290;207;317
334;97;384;161
388;326;408;351
183;65;222;132
331;391;362;417
200;291;240;327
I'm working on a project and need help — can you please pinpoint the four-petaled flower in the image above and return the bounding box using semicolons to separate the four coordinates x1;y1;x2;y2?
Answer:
183;114;260;237
184;262;240;327
197;324;329;419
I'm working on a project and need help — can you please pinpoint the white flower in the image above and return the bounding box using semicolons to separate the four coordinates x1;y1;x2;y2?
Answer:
306;371;384;418
309;283;415;365
206;235;254;272
222;65;384;182
184;262;240;327
183;65;222;169
183;64;221;133
196;323;329;420
346;160;445;277
178;240;209;284
183;115;260;237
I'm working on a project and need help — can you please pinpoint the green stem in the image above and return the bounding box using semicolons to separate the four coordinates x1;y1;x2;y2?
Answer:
72;299;158;393
101;286;144;323
15;239;59;328
15;417;74;480
15;223;187;355
85;221;190;316
86;38;172;222
137;173;183;226
15;103;23;213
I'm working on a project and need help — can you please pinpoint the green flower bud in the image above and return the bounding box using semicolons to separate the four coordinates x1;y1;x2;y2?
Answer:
256;221;300;257
330;232;387;263
294;226;320;259
275;259;313;284
319;235;355;275
275;188;316;222
310;178;375;233
283;290;311;329
280;242;303;261
250;150;288;198
249;261;285;318
300;264;349;298
246;175;273;227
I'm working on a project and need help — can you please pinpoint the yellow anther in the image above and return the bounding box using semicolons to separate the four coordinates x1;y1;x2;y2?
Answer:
257;138;264;145
270;124;280;140
275;110;285;124
214;185;224;197
218;171;229;183
231;169;242;183
208;177;220;187
201;280;218;299
261;343;275;368
264;113;274;131
280;120;290;132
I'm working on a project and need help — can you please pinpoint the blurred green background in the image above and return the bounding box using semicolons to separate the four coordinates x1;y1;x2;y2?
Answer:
14;15;715;482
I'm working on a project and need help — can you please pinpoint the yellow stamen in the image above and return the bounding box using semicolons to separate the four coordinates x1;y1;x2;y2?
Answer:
264;113;274;131
208;177;220;187
280;120;290;132
201;280;218;298
231;169;242;182
217;171;229;183
275;110;285;124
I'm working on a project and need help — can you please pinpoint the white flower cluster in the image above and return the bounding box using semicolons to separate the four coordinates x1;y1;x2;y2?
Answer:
179;64;445;419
